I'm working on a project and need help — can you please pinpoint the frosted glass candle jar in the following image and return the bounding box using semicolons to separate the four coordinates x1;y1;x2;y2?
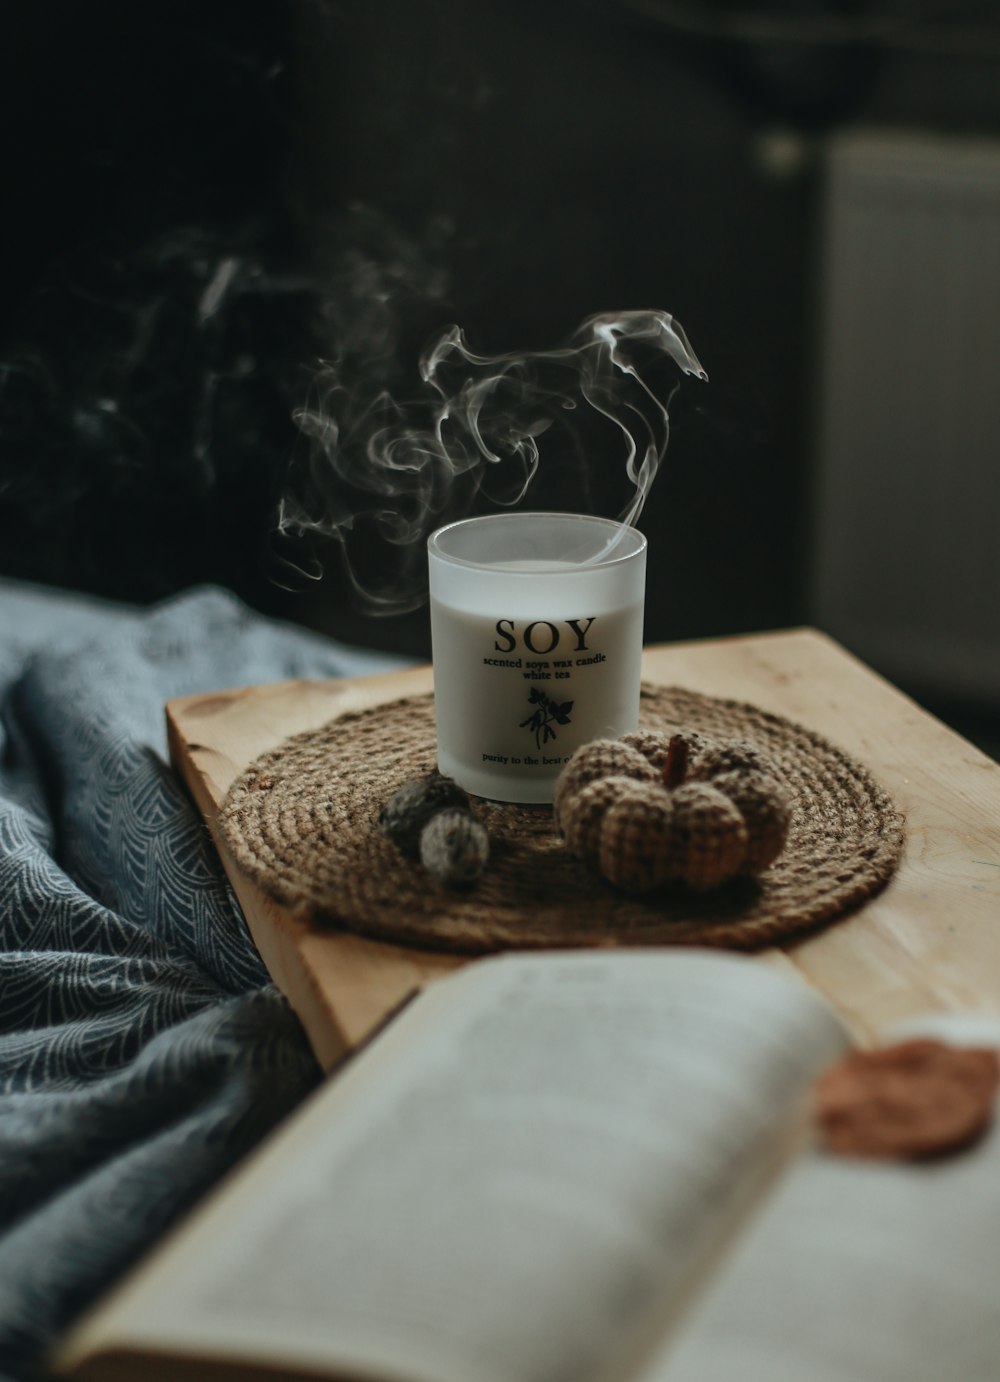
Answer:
428;512;647;803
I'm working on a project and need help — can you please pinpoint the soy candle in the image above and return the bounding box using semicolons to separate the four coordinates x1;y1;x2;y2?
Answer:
428;512;647;803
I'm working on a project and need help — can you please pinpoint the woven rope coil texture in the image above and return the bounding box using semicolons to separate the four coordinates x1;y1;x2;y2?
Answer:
217;685;905;953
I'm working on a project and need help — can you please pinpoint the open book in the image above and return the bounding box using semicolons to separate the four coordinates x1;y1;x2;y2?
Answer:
53;949;1000;1382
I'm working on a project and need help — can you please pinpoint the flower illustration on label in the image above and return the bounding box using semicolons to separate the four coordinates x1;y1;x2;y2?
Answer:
520;687;574;750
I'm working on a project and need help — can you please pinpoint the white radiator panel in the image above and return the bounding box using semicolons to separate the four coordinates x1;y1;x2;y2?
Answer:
810;130;1000;705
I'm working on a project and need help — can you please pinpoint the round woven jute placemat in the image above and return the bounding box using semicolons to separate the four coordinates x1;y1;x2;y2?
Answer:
218;685;904;954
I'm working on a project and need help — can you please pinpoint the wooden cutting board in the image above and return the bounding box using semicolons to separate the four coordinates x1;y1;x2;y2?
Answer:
166;628;1000;1069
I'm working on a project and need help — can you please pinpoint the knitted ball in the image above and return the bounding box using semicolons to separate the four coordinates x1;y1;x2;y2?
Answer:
420;808;490;888
555;729;791;894
379;772;470;858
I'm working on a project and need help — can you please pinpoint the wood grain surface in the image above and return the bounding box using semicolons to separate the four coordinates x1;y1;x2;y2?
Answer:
166;629;1000;1068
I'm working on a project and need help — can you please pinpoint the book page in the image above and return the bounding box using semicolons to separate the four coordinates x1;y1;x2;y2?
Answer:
640;1015;1000;1382
56;949;848;1382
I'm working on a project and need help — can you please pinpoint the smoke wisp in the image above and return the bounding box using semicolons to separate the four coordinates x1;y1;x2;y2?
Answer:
277;308;707;613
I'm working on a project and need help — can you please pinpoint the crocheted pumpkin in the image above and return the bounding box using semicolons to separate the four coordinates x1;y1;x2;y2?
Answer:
554;729;791;893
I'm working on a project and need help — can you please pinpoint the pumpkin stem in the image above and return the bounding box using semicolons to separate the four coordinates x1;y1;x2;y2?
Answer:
663;734;689;789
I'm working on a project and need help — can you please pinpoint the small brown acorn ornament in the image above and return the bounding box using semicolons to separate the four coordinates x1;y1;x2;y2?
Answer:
554;730;791;894
379;772;489;889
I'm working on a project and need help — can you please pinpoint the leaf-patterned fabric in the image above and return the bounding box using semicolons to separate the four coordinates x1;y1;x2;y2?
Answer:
0;583;407;1380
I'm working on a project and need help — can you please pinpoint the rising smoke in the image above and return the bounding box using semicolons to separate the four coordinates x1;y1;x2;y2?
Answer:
277;307;707;614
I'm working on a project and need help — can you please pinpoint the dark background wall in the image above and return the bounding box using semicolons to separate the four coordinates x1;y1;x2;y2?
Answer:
2;1;999;747
0;2;303;614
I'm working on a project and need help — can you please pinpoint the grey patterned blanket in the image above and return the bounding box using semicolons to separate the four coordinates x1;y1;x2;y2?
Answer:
0;582;406;1380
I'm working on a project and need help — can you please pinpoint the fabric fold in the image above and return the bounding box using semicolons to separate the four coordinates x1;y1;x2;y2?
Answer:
0;582;407;1378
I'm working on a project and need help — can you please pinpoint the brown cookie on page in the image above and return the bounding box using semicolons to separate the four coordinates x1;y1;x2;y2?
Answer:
815;1038;1000;1160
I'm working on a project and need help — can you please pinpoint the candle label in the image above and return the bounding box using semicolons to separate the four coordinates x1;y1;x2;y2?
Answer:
493;616;597;655
520;687;574;751
431;598;643;800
